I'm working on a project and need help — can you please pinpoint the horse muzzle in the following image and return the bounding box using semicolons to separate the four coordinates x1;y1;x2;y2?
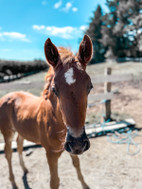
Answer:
64;128;90;155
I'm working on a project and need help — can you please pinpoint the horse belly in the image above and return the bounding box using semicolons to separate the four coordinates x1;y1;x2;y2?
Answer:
13;119;41;144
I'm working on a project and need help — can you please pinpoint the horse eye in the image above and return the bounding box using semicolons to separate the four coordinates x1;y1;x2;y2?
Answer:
88;83;93;94
52;87;58;96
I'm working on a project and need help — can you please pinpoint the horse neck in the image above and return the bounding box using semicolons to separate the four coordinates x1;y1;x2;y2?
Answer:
41;92;66;131
42;66;65;130
51;93;63;122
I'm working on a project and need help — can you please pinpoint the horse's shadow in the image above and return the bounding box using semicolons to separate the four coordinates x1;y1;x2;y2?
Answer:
22;173;31;189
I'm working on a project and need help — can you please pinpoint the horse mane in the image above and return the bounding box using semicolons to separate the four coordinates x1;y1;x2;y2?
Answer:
42;47;75;99
58;47;75;64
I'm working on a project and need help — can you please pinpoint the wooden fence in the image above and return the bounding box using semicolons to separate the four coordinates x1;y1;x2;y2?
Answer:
88;67;134;121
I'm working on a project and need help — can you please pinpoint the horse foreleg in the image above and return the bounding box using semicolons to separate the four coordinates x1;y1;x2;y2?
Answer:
16;135;28;174
3;131;18;189
46;150;61;189
70;154;90;189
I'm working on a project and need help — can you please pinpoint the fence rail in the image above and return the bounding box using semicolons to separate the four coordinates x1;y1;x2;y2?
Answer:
88;92;113;102
88;67;134;121
91;73;133;84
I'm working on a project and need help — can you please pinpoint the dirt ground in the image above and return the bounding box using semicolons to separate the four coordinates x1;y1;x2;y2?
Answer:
1;62;142;189
1;137;142;189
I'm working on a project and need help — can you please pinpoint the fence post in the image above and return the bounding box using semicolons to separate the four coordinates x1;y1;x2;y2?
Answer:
104;67;112;121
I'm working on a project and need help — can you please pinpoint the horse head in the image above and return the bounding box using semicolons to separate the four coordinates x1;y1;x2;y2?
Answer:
44;35;93;155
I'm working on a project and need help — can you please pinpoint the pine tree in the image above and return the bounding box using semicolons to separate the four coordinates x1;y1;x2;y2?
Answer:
101;0;142;59
85;5;106;63
125;0;142;57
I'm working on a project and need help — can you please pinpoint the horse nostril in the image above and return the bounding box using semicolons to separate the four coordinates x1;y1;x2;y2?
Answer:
64;137;90;154
83;139;90;152
64;142;72;153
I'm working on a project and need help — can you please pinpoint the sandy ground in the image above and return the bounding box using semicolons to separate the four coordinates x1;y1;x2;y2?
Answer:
1;137;142;189
1;62;142;189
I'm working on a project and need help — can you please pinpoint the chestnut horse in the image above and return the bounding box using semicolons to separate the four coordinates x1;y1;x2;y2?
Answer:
0;35;93;189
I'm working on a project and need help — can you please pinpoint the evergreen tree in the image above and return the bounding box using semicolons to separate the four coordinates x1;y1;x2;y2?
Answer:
125;0;142;57
85;5;106;63
101;0;142;59
84;0;142;63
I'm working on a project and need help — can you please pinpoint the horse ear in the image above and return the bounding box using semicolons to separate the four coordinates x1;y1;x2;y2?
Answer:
44;38;60;68
77;35;93;66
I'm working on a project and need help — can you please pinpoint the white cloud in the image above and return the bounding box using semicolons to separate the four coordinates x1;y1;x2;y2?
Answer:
54;1;78;13
80;25;88;31
41;1;47;6
62;2;72;12
72;7;78;12
33;25;87;39
0;32;30;42
54;1;62;9
33;25;45;30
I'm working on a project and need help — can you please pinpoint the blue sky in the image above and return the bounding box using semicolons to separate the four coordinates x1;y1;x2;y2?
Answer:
0;0;107;60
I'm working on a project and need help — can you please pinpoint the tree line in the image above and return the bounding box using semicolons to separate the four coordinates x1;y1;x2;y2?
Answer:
85;0;142;63
0;59;48;82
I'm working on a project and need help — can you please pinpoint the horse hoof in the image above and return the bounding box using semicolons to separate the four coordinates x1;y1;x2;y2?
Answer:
83;185;90;189
12;183;18;189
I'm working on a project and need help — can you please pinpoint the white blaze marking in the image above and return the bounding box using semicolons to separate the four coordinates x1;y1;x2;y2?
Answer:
64;68;76;85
